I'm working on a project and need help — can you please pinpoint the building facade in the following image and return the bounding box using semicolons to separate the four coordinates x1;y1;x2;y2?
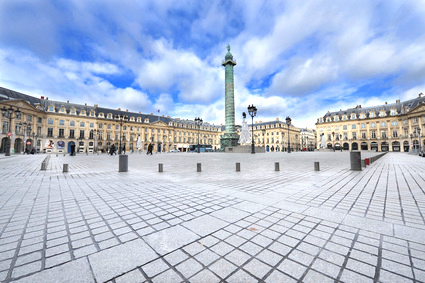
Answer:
0;87;222;154
299;128;316;151
316;93;425;152
246;118;301;152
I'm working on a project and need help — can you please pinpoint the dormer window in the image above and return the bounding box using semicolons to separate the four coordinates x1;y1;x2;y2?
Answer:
351;113;356;119
370;112;375;118
334;116;339;121
379;111;386;117
49;106;55;112
137;117;142;122
107;114;112;119
342;116;347;121
359;113;365;119
60;108;65;113
144;118;149;123
326;117;331;122
90;111;95;117
81;110;86;116
70;109;76;115
390;109;397;116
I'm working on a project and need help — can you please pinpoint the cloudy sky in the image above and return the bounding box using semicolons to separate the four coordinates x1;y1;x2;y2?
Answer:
1;0;425;128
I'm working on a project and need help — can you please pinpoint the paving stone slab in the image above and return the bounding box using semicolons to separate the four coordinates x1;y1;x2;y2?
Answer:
182;214;228;237
88;239;157;282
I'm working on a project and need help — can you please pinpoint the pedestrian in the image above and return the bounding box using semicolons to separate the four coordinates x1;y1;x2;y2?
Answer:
123;144;126;154
147;143;153;155
110;144;116;155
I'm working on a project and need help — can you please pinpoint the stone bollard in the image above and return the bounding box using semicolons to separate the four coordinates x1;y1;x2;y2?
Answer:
236;162;240;172
361;159;366;168
350;151;362;171
197;163;202;172
275;162;280;171
63;164;69;173
119;154;128;172
56;154;58;157
158;163;163;172
41;162;47;171
314;162;320;171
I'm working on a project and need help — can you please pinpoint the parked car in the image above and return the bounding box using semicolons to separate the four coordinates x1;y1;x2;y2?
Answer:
169;149;180;153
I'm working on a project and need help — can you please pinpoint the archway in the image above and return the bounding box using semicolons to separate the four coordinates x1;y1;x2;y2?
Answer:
266;145;270;152
68;141;75;154
276;145;280;152
327;143;332;149
371;142;378;151
403;141;409;152
392;141;400;152
352;142;358;150
271;145;274;152
334;143;341;150
361;142;368;150
343;143;349;150
1;137;8;153
381;142;389;152
14;138;23;154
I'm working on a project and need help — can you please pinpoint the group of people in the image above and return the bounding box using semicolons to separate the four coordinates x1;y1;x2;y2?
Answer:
109;144;127;155
24;148;36;154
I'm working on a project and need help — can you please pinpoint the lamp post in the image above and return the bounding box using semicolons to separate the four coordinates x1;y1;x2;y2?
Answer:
115;114;128;154
286;116;291;153
91;129;99;153
262;129;266;149
195;117;203;153
2;106;21;156
247;104;257;154
19;122;31;153
416;127;421;151
332;132;335;152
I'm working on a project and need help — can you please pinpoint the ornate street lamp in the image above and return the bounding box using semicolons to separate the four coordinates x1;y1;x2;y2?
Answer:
262;129;266;149
286;116;291;153
247;104;257;154
115;114;128;154
195;117;203;153
2;106;21;156
332;132;335;151
416;127;421;151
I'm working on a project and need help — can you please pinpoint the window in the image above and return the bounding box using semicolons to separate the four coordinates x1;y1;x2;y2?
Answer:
60;108;65;113
335;126;339;130
80;122;85;127
403;120;408;125
393;130;398;138
27;115;32;122
379;111;386;117
352;132;357;139
320;127;323;132
334;116;339;121
48;118;54;125
381;130;387;138
351;114;356;119
70;121;75;126
361;123;366;129
71;109;76;114
99;124;103;129
352;125;356;129
343;133;348;140
361;132;366;139
107;132;111;140
370;112;375;118
59;129;64;137
69;129;75;138
391;109;397;116
371;131;376;138
115;125;119;130
342;116;347;121
2;121;8;133
327;127;331;131
360;114;365;119
47;128;53;137
59;120;65;126
49;106;54;112
107;124;111;129
380;122;386;127
37;117;42;123
37;126;41;136
371;122;376;128
391;121;397;126
343;125;347;130
123;126;127;130
413;117;418;123
90;123;94;128
80;130;85;138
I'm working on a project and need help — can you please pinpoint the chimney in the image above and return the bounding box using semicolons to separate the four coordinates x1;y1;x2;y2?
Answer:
139;111;141;114
126;109;128;112
67;100;69;103
94;104;98;107
118;108;121;111
150;113;153;115
276;117;279;121
162;115;164;117
419;92;423;97
46;97;48;100
385;102;387;104
85;103;87;106
41;96;44;100
396;99;400;103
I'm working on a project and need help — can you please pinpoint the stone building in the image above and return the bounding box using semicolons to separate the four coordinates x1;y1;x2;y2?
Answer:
299;128;316;151
0;87;222;154
316;93;425;152
246;118;300;152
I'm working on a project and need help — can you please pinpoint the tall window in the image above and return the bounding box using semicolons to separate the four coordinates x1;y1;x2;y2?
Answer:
27;115;32;122
392;130;398;138
381;130;387;138
352;132;357;139
90;123;94;128
59;129;64;137
370;112;375;118
352;124;356;129
79;130;85;138
80;122;85;127
48;118;54;125
47;128;53;137
362;132;366;139
391;121;397;126
69;129;75;138
371;131;376;138
70;121;75;126
59;120;65;125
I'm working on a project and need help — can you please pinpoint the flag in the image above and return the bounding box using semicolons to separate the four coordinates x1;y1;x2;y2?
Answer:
156;109;160;113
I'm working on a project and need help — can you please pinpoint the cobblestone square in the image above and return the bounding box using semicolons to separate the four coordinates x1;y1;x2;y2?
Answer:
0;152;424;282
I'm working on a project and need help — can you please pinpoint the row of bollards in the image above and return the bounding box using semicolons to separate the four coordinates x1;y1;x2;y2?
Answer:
40;155;50;170
153;161;321;172
352;151;388;171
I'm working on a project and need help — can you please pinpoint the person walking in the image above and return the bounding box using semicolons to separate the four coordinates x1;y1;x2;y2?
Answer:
123;144;126;154
147;143;153;155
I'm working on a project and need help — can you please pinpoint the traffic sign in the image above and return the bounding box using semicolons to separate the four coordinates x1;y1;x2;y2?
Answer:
7;132;12;137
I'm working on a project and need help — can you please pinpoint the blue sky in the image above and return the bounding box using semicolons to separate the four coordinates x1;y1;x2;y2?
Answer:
1;0;425;128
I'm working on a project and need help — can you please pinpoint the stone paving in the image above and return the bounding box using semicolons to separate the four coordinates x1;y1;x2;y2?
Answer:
0;151;424;282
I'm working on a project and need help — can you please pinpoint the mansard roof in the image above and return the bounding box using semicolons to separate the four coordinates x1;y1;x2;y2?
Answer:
321;95;425;120
0;86;221;129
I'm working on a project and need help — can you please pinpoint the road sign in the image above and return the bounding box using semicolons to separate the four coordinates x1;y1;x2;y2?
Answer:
7;132;12;137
